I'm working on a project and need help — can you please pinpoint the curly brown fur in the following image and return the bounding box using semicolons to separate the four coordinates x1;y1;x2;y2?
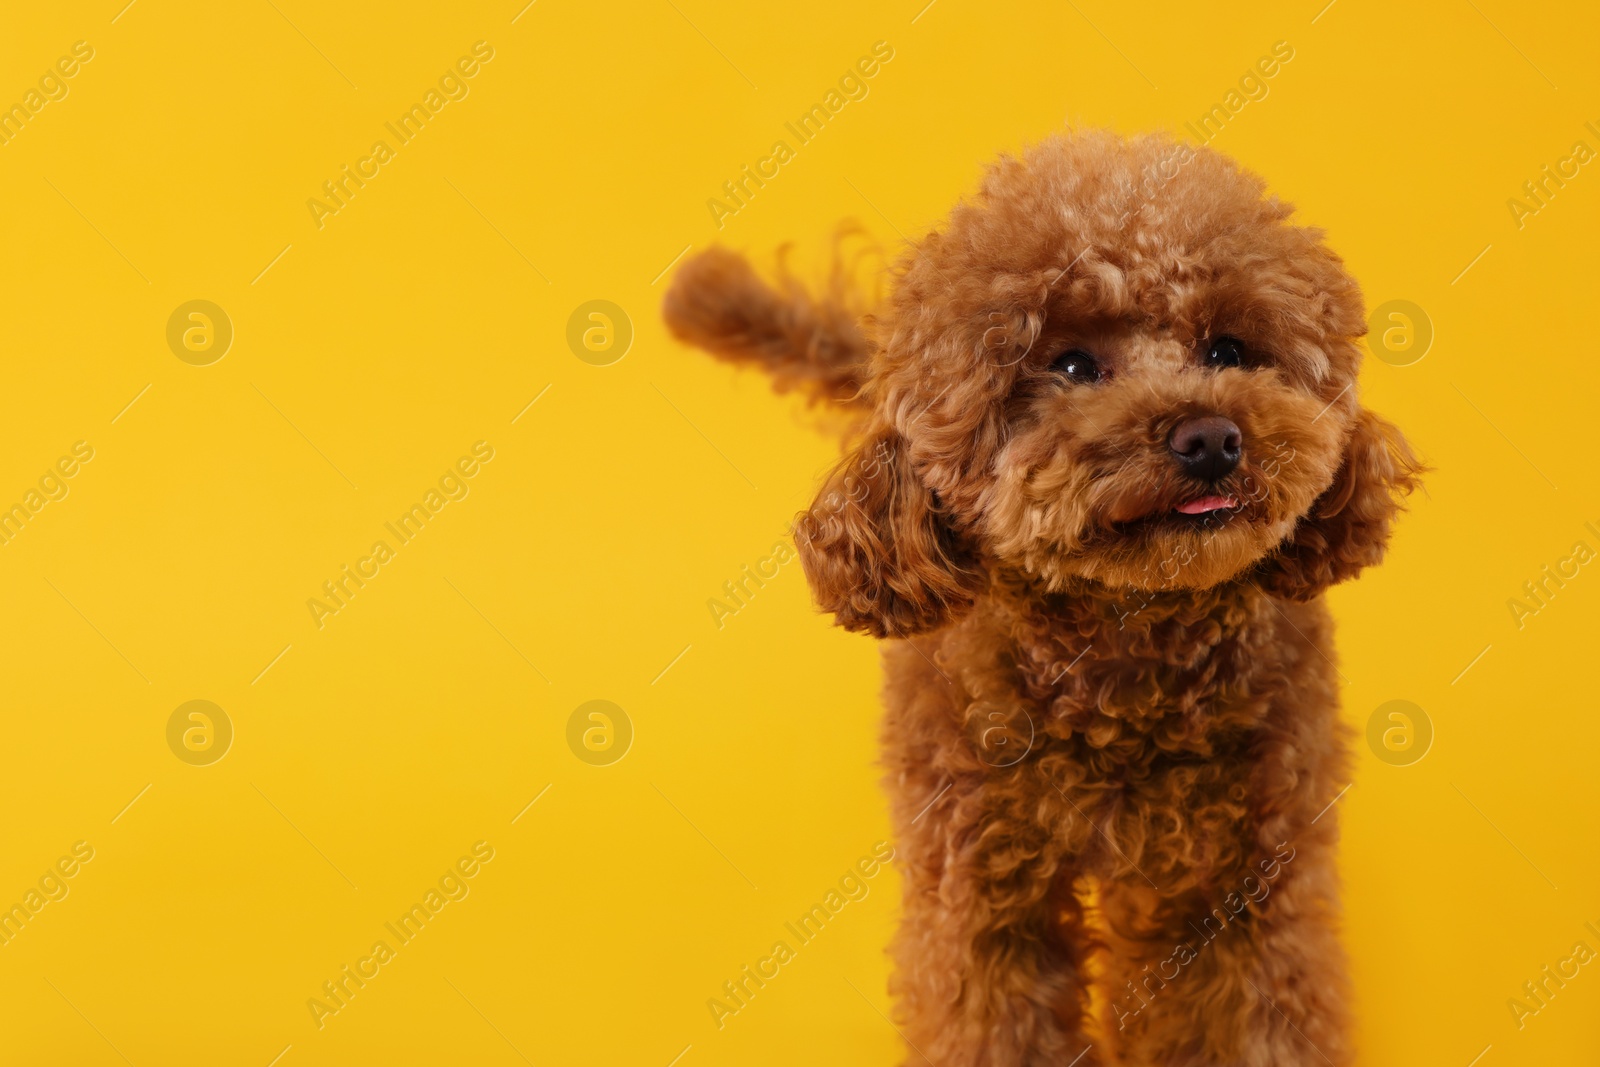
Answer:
666;130;1421;1066
662;237;876;406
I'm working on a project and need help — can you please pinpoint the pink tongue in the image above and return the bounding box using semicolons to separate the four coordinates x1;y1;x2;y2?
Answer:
1176;495;1238;515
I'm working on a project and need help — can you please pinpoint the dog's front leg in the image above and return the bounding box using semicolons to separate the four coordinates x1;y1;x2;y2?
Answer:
887;773;1100;1067
1099;830;1350;1067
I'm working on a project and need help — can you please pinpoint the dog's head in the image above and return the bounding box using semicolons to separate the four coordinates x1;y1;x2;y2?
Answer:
797;131;1420;638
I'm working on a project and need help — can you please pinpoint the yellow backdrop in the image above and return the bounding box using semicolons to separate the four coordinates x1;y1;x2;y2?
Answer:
1;1;1595;1064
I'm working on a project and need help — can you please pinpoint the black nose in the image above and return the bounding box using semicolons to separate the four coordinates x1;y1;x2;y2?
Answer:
1169;415;1242;481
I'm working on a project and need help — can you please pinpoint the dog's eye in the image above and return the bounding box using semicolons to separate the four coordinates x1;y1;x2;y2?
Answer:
1051;349;1101;384
1204;336;1246;369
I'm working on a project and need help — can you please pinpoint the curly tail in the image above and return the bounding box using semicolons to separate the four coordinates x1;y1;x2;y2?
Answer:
661;245;874;408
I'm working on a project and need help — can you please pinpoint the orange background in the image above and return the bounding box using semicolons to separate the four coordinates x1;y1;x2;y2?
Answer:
0;1;1596;1064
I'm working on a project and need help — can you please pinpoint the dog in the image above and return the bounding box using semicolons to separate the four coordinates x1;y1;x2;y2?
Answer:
664;129;1419;1067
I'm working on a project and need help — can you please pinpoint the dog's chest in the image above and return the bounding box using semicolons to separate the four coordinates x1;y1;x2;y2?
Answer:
1018;606;1282;757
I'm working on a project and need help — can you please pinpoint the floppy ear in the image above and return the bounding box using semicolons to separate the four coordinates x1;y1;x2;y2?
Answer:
1257;409;1423;601
794;424;986;638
